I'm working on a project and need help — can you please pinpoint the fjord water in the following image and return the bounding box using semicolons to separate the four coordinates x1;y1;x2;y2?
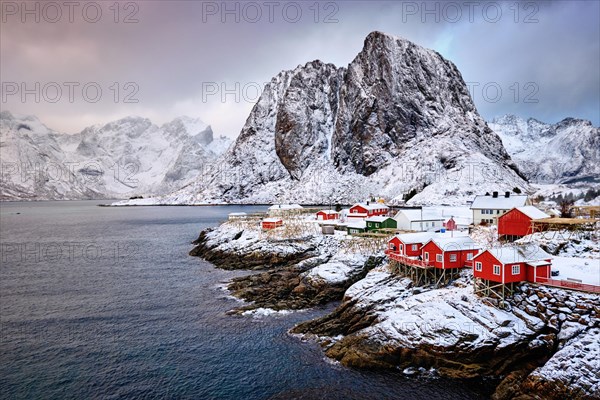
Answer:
0;202;488;399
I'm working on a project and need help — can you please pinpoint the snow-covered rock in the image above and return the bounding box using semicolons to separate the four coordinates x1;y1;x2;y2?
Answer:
134;32;529;206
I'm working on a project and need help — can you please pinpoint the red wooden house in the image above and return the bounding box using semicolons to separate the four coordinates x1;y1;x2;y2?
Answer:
498;206;549;240
348;203;389;219
443;217;457;231
388;232;436;256
316;210;339;221
421;236;480;269
473;245;552;298
262;218;283;230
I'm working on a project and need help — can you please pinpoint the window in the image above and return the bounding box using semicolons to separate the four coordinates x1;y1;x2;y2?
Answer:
436;254;442;262
412;244;417;251
493;265;501;275
449;254;457;262
424;252;429;261
475;262;482;271
467;253;473;260
497;210;500;214
512;265;520;275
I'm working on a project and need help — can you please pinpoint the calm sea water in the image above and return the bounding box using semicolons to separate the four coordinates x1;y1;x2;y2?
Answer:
0;201;490;399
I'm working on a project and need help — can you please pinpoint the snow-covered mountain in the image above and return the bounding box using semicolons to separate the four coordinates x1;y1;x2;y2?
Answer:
0;111;231;200
144;31;528;206
489;114;600;184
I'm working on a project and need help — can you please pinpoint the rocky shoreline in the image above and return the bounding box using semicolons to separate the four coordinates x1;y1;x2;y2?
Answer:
190;221;599;399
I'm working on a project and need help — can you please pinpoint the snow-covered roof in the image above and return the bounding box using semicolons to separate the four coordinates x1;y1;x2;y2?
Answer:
347;221;367;229
366;216;392;223
395;232;437;244
352;202;389;211
395;231;470;245
318;209;338;214
427;236;480;251
514;206;549;220
263;217;282;222
394;209;445;222
470;195;528;210
229;212;247;216
483;245;552;265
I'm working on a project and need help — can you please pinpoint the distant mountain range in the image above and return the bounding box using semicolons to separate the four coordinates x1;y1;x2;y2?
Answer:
3;32;597;204
0;111;231;200
489;114;599;185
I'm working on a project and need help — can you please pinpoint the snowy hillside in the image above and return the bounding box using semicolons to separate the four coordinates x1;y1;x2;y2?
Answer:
133;32;528;206
0;111;231;200
489;114;600;184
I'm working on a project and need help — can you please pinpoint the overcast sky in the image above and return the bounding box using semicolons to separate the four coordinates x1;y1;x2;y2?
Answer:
1;0;598;136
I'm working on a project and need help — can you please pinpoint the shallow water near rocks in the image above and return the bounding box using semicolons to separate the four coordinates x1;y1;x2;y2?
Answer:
1;201;491;399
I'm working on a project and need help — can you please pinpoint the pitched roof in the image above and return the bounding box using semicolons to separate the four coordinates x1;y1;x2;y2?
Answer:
484;245;552;264
514;206;549;220
352;202;389;211
394;209;445;222
427;236;480;251
347;221;367;229
263;218;282;223
394;231;469;245
366;216;393;223
470;195;528;210
318;209;338;214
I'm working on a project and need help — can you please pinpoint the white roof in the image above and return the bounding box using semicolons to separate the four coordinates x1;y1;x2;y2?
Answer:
263;218;282;222
514;206;549;220
352;202;389;211
347;221;366;229
395;231;469;245
484;245;552;264
228;212;247;216
470;195;528;210
366;216;392;223
394;209;445;222
318;209;338;214
427;236;480;251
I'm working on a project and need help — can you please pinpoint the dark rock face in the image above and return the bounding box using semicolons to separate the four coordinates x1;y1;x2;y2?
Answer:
192;31;526;204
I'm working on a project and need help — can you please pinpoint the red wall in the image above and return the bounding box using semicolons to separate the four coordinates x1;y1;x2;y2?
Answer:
473;250;528;283
422;241;443;267
498;209;533;237
262;220;282;229
526;264;551;282
400;240;423;256
317;211;337;220
422;242;477;269
349;205;368;215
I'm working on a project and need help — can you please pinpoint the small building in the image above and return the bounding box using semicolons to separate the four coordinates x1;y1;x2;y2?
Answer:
393;209;444;232
321;225;335;235
228;212;248;220
365;216;397;231
347;220;367;235
348;202;389;219
498;206;549;240
470;192;529;225
262;218;283;230
316;209;339;221
421;236;480;269
473;245;552;298
443;217;457;231
387;232;437;256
